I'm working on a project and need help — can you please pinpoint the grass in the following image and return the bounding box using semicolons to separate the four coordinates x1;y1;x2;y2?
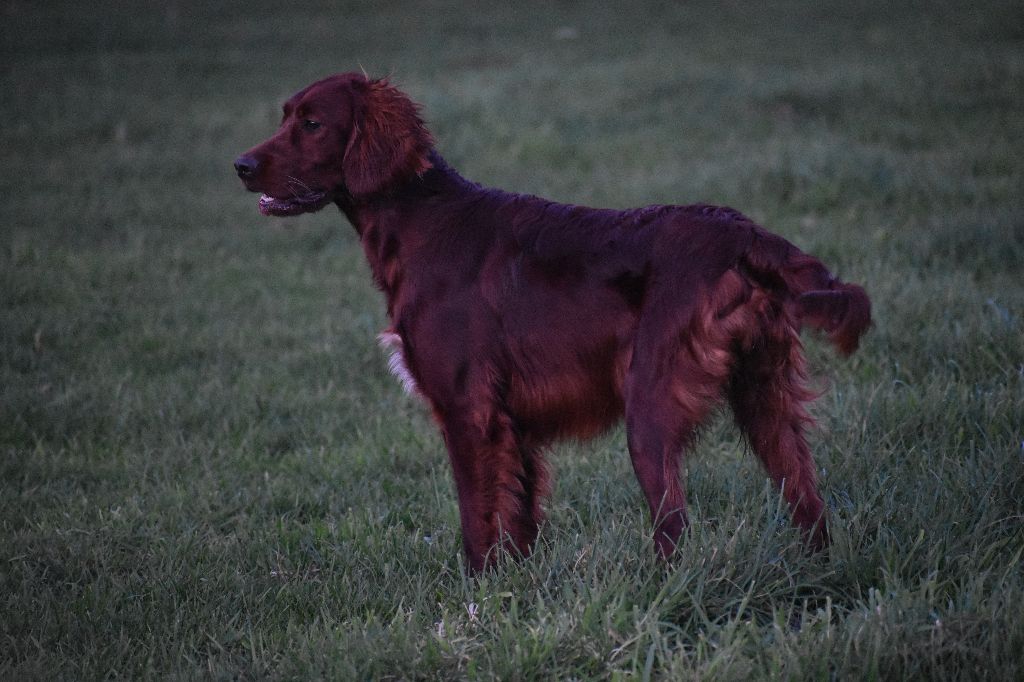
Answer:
2;0;1022;678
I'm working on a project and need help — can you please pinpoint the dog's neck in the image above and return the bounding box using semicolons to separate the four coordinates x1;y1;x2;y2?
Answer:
335;150;472;317
334;150;468;231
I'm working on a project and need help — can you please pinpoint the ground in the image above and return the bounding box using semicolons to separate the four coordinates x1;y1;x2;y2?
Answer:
2;0;1022;678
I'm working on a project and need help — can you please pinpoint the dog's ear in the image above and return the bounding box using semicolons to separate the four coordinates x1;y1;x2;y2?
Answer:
343;78;434;197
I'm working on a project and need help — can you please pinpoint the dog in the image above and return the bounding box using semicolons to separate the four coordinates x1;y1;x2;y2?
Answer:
235;73;871;572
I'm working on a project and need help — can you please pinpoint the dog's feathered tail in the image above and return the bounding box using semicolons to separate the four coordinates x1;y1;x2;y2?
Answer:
741;228;872;355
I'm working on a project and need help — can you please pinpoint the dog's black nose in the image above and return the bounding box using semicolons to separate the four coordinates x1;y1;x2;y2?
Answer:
234;155;259;179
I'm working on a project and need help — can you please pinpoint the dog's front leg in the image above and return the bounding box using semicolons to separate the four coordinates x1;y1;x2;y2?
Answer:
439;407;539;572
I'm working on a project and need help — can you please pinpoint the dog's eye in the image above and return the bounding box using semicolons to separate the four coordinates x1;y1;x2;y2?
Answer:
302;119;321;131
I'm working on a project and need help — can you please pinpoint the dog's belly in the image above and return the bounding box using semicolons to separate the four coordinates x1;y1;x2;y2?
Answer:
503;322;632;443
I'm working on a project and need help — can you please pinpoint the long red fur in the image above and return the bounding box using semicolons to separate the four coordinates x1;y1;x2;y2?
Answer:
236;74;872;572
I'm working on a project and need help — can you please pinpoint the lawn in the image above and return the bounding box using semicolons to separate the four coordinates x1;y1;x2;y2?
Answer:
2;0;1022;678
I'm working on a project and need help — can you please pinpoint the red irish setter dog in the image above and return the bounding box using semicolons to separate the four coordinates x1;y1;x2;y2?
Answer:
235;73;871;572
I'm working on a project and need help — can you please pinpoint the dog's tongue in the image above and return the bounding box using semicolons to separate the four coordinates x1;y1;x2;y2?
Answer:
257;192;328;216
258;194;284;215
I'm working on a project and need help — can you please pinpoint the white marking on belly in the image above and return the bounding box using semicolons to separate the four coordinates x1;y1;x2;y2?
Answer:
377;331;421;397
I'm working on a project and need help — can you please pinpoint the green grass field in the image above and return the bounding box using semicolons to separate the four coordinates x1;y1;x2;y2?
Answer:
2;1;1022;678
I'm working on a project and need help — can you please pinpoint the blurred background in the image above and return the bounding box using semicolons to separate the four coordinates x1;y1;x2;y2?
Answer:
2;1;1022;678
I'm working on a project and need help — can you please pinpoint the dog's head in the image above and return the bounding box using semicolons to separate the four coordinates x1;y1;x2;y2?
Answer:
234;73;433;216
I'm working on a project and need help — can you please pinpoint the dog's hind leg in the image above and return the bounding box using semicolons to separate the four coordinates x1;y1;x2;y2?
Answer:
623;393;694;559
727;316;829;550
624;307;736;558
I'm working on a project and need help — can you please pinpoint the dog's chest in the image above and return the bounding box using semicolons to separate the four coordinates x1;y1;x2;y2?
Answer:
376;330;421;397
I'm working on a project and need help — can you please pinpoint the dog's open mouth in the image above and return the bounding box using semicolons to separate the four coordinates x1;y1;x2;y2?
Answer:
258;191;330;216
